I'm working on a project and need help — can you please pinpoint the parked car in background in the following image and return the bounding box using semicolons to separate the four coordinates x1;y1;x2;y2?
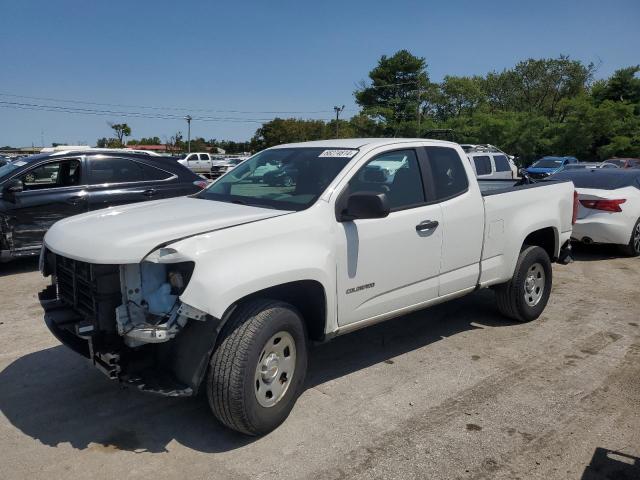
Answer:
606;158;640;169
210;157;246;179
467;150;515;179
549;169;640;256
0;156;9;168
39;138;575;435
177;152;222;175
0;150;206;262
526;156;578;179
560;162;619;171
461;144;518;178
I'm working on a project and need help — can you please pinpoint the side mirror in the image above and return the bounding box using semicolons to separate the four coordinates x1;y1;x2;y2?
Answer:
337;191;390;222
3;179;23;199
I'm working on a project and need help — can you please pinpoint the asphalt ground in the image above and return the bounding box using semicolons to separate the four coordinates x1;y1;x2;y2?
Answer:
1;245;638;479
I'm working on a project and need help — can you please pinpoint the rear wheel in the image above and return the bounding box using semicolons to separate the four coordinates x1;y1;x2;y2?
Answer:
620;218;640;257
495;245;552;322
207;299;308;435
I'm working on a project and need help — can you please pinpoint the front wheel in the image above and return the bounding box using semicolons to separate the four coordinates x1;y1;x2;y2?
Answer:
207;299;308;435
620;218;640;257
495;245;552;322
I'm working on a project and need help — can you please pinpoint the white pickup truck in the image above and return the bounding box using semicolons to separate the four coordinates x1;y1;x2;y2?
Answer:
39;139;576;435
177;152;222;175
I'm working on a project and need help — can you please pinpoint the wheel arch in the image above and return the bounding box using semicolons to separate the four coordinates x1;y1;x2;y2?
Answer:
522;226;558;260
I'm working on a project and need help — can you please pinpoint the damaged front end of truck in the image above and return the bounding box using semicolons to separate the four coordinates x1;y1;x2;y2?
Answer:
38;247;222;396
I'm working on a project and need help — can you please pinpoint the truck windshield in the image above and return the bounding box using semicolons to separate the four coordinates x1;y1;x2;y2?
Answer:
196;147;356;211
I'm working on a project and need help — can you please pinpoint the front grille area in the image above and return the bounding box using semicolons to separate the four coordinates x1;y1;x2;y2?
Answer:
56;256;97;317
54;255;122;330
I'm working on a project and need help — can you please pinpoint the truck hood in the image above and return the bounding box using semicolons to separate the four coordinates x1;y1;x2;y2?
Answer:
44;197;291;264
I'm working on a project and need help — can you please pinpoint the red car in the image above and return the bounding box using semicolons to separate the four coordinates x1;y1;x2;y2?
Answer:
607;158;640;169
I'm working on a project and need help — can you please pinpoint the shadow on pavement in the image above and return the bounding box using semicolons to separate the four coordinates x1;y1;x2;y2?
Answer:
0;257;39;277
581;447;640;480
571;242;633;262
0;289;518;453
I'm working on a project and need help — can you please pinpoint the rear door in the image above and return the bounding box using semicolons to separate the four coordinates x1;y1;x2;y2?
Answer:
85;156;156;210
424;146;484;295
5;157;87;252
336;148;443;327
135;161;196;199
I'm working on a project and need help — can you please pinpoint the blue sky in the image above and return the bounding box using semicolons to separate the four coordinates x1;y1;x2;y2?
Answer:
1;0;638;147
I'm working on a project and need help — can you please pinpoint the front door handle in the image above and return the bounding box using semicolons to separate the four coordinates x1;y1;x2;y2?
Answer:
143;189;156;197
416;220;439;232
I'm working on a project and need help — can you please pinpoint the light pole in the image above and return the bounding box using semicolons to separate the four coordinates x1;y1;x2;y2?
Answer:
333;105;345;138
185;115;192;153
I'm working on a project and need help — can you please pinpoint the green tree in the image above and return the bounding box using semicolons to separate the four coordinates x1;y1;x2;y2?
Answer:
592;66;640;104
355;50;431;136
251;118;327;149
109;122;132;146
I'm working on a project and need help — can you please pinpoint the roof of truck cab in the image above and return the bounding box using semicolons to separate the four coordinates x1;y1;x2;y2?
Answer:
271;138;459;150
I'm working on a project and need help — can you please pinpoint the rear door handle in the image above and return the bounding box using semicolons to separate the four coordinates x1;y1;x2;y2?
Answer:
416;220;439;232
143;189;156;197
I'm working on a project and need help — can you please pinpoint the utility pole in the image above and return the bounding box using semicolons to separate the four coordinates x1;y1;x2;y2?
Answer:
185;115;192;153
416;88;422;137
333;105;345;138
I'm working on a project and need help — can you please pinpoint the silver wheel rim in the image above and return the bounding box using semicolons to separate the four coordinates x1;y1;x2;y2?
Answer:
524;262;545;307
633;223;640;253
254;331;296;408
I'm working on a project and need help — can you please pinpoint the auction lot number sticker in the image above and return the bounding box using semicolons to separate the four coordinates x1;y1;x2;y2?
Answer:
318;149;358;158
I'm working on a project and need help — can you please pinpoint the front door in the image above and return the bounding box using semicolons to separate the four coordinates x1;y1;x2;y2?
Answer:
6;158;87;253
336;149;443;327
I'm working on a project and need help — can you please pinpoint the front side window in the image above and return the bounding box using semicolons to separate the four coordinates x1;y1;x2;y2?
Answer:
426;147;469;201
20;159;81;190
197;147;354;211
473;155;492;176
89;157;145;184
349;149;425;211
493;155;511;172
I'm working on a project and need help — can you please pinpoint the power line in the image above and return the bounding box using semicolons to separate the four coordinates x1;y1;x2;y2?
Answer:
0;92;348;115
0;100;320;123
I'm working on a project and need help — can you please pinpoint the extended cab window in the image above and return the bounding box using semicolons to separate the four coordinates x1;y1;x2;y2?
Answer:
425;147;469;201
89;157;145;184
473;155;492;176
493;155;511;172
349;150;424;210
20;159;81;190
199;154;209;160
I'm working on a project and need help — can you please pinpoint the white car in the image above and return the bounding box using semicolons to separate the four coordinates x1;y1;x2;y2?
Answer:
552;169;640;256
39;138;575;435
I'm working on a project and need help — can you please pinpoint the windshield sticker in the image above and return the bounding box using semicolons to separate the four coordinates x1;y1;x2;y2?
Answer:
318;149;358;158
13;161;27;166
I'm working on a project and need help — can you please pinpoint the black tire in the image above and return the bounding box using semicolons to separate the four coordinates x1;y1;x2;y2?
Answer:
619;218;640;257
207;299;308;435
495;245;552;322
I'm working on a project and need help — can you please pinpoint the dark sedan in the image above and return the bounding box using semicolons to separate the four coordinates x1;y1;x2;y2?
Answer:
0;150;207;262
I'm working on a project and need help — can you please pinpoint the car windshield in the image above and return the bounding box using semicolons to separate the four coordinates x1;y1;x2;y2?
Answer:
532;158;563;168
196;147;356;211
0;160;23;180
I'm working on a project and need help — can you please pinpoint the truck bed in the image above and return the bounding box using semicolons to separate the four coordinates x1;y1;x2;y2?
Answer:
477;178;567;196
